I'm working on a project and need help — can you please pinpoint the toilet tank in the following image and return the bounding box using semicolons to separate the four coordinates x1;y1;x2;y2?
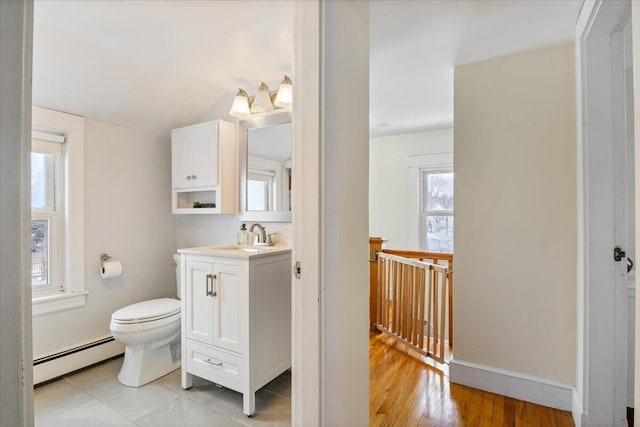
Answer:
173;254;181;299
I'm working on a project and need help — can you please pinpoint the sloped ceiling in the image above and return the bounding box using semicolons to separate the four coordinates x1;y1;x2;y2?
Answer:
33;0;294;135
33;0;582;138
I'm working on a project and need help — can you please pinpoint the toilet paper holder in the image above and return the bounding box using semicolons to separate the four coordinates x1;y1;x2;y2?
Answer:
100;253;123;279
100;253;112;271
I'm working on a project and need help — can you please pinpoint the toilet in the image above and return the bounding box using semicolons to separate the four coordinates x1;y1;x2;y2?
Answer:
109;254;182;387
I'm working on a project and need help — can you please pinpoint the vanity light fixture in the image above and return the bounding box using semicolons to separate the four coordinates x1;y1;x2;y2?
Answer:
230;89;252;118
229;75;293;118
251;82;274;113
273;75;293;108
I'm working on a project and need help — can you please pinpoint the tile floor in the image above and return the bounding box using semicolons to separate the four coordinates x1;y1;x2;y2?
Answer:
34;357;291;427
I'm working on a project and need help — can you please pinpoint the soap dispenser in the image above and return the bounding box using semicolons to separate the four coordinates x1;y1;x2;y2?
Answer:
237;223;249;246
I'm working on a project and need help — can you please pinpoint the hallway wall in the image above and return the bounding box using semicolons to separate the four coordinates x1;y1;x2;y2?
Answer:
452;42;577;387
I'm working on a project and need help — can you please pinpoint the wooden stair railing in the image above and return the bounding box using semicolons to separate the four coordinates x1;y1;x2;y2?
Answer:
369;237;454;361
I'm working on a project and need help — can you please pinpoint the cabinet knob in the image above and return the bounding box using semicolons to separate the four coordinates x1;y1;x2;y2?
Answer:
191;175;197;179
187;175;191;180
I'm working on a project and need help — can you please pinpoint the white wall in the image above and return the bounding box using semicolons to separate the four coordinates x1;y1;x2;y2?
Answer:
321;1;370;424
369;128;453;250
452;43;577;384
32;118;177;357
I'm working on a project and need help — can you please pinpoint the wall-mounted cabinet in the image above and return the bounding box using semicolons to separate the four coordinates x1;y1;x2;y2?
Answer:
171;120;237;214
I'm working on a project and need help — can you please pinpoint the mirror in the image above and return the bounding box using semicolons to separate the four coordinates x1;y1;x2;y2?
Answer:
239;111;292;222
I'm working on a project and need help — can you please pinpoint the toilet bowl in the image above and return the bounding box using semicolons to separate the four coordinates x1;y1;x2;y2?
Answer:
110;254;182;387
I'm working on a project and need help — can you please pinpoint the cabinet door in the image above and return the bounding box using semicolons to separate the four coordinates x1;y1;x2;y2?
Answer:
191;122;218;187
171;128;193;189
212;263;244;354
185;260;214;344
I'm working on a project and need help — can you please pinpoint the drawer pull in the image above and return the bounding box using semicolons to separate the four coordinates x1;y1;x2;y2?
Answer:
203;357;223;367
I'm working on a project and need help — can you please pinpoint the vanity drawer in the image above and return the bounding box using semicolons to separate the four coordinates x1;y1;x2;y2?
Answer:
185;340;243;390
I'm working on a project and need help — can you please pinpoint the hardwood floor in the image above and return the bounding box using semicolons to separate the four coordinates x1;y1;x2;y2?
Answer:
370;333;575;427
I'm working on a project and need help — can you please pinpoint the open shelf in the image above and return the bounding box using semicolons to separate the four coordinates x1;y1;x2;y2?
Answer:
172;188;221;214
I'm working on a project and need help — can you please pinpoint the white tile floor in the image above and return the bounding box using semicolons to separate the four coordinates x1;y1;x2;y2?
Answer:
34;357;291;427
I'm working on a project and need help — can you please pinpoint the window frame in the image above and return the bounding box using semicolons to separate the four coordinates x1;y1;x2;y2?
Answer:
31;167;60;296
407;151;455;251
418;167;454;253
247;167;276;211
31;107;86;316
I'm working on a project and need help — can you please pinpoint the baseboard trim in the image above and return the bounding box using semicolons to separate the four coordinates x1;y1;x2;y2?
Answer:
33;335;124;385
449;359;573;411
572;386;586;426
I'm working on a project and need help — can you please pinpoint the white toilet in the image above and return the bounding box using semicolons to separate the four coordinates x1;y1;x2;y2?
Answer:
109;254;182;387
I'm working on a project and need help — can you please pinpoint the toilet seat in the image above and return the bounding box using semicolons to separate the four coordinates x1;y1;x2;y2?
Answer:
111;298;180;325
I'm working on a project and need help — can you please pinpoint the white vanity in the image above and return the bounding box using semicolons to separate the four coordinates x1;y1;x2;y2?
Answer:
178;245;291;416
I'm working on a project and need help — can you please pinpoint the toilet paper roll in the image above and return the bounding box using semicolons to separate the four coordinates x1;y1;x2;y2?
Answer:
101;260;123;279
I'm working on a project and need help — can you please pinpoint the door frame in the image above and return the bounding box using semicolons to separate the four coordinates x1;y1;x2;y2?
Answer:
0;0;34;425
632;3;640;423
576;0;633;425
3;1;368;425
292;1;322;425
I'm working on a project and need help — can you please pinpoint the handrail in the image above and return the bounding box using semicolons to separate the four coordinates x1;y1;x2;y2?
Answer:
369;237;454;347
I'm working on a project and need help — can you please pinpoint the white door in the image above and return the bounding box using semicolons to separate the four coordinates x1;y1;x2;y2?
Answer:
613;21;636;425
191;122;218;188
292;2;321;425
578;1;634;425
185;260;215;344
211;263;243;354
171;127;193;189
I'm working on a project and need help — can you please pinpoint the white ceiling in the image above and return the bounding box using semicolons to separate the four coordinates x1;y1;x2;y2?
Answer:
33;0;294;135
369;0;583;137
33;0;582;138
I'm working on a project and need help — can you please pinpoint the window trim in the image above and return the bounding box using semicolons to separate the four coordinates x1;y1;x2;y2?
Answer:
31;212;61;293
32;106;85;316
410;152;453;252
420;169;454;253
31;144;64;294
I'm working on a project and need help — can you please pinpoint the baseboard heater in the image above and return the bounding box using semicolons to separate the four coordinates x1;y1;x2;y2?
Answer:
33;335;124;385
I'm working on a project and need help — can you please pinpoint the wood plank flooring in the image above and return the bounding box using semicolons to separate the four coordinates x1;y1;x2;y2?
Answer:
370;332;575;427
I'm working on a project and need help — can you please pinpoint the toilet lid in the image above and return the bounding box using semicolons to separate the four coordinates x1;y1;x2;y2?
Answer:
112;298;180;323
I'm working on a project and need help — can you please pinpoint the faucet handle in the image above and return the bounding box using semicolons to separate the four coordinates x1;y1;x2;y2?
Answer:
266;233;277;246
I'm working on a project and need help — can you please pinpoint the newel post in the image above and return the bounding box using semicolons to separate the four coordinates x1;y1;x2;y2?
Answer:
369;237;384;332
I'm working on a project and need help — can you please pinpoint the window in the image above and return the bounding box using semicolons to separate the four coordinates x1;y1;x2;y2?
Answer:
247;168;275;211
31;106;86;316
421;170;453;253
31;136;64;292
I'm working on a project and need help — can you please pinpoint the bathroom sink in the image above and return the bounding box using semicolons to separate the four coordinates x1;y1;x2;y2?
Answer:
179;244;290;258
208;245;268;253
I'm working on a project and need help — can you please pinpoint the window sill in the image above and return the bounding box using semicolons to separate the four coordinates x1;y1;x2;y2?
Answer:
32;290;88;316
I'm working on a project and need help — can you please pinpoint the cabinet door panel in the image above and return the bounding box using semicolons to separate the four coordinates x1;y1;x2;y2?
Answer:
191;122;218;187
213;263;244;353
171;128;193;189
185;261;214;344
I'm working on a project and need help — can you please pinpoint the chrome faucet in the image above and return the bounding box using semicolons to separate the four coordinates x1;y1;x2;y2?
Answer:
249;223;267;245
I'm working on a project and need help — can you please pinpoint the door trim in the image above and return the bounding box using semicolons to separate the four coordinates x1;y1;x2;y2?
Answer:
576;1;632;425
292;1;322;425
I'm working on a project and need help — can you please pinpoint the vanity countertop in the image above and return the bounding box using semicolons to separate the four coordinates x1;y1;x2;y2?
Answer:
178;245;291;259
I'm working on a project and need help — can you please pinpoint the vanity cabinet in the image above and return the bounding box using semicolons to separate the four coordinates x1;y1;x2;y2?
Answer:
180;248;292;416
171;120;237;214
184;261;244;354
